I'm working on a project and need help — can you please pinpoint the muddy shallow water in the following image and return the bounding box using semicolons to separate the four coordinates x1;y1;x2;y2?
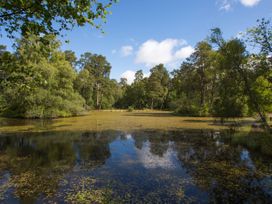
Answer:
0;129;271;203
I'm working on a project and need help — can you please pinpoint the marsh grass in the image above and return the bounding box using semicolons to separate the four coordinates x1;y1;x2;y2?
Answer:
0;110;256;133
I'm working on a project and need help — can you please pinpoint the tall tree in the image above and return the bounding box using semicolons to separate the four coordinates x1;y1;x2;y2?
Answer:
147;64;169;109
245;19;272;131
74;69;95;107
191;41;215;107
212;38;249;117
78;53;113;109
170;42;217;116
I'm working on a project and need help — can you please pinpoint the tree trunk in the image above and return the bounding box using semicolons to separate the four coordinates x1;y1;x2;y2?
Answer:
200;83;205;107
200;65;206;107
96;82;100;109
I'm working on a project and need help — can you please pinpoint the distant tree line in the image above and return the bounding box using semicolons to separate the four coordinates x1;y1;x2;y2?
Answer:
0;19;271;126
118;19;272;127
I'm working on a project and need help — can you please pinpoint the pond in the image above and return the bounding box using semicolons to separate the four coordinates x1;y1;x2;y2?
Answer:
0;129;271;203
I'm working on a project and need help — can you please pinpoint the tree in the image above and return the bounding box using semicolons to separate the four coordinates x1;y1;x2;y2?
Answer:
211;36;249;117
170;62;202;115
74;69;95;108
0;34;85;118
64;50;77;69
147;64;169;109
117;69;148;109
0;45;14;112
134;70;144;83
0;0;118;38
189;41;217;111
170;42;217;116
246;19;272;131
77;52;116;109
247;18;272;55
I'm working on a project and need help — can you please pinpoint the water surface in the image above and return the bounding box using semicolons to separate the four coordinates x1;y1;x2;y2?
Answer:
0;129;271;203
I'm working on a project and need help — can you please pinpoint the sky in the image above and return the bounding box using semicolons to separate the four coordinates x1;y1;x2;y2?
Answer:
1;0;272;84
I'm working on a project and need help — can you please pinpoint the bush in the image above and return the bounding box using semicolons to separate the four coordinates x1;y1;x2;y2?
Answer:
175;104;200;116
127;106;134;112
212;97;249;117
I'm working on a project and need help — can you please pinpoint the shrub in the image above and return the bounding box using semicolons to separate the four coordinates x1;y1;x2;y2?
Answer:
127;106;134;112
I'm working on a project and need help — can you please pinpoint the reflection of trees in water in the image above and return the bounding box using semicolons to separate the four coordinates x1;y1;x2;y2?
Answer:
74;131;118;168
171;130;272;203
132;130;272;203
132;131;149;150
0;133;76;202
0;130;271;203
0;130;118;202
132;131;170;157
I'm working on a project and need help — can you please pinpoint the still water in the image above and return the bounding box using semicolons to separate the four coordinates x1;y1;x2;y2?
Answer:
0;130;271;203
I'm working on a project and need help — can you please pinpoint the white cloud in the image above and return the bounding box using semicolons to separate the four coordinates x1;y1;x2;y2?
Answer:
240;0;261;7
143;72;150;78
135;38;193;66
121;45;134;57
218;0;261;10
121;70;135;85
175;46;195;59
137;141;178;169
120;70;150;85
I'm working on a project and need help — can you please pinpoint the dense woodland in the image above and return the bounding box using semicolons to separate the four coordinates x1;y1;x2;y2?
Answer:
0;19;271;123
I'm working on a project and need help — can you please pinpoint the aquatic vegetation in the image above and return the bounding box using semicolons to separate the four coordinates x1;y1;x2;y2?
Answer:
11;171;61;199
195;161;249;189
0;111;255;133
65;177;113;204
232;131;272;156
0;129;271;203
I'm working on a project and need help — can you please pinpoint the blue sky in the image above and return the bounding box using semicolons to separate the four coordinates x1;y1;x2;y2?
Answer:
1;0;272;83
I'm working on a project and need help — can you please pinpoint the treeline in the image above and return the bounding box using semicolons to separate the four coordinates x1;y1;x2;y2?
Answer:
0;19;271;121
119;20;272;122
0;35;121;118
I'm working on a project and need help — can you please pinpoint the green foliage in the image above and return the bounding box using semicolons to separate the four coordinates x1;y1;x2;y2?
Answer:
117;70;148;109
127;106;134;112
0;0;118;38
247;18;272;55
252;73;272;113
74;69;95;108
210;35;249;117
0;18;271;121
147;64;170;109
64;50;77;68
232;131;272;156
0;35;85;118
77;52;117;109
170;41;217;116
65;177;113;204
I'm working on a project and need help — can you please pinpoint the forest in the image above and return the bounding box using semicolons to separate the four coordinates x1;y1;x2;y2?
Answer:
0;1;272;203
0;19;271;125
